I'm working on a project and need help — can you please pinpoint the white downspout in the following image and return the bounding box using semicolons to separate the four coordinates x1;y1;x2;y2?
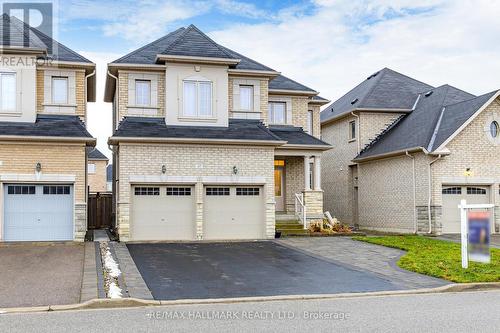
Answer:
84;70;96;124
406;151;417;233
107;70;119;130
351;111;360;154
428;155;442;234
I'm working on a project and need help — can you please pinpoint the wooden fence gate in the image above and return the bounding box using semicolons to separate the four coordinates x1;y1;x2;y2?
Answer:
88;193;113;229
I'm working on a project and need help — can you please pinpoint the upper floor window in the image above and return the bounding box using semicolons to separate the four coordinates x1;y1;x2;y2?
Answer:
183;79;212;118
0;72;16;111
88;163;96;174
135;80;151;106
307;110;313;134
239;85;254;111
349;120;356;140
269;102;286;124
52;77;68;104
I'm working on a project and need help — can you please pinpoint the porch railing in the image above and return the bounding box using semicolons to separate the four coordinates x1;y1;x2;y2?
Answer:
294;193;307;229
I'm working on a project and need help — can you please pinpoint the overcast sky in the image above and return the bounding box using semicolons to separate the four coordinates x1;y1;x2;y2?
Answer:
48;0;500;158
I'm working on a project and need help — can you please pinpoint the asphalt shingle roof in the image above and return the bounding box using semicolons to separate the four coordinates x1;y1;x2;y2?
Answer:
0;14;92;63
113;117;284;142
269;75;316;93
321;68;433;123
269;126;331;147
88;148;109;160
0;115;93;138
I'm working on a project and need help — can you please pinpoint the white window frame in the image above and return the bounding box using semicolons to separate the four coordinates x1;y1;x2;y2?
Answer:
51;76;68;104
182;79;213;118
0;71;16;112
135;79;152;106
88;163;96;174
268;102;287;124
349;120;357;141
307;110;313;134
239;85;254;111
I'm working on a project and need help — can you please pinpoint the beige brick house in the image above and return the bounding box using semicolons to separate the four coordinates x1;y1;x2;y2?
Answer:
0;15;96;242
104;25;330;241
88;148;109;193
321;68;500;235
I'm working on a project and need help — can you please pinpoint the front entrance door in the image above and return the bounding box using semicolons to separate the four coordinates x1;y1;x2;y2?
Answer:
274;160;285;212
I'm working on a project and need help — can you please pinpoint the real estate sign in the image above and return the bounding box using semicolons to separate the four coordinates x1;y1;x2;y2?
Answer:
468;211;491;264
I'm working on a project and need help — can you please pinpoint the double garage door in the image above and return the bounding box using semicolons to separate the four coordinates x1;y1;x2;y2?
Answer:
3;184;74;241
131;185;264;241
441;185;490;234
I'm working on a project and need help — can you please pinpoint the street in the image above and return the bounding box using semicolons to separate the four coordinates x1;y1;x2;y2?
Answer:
1;290;498;332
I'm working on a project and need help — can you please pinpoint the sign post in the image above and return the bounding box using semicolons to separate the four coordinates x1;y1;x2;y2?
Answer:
458;200;494;269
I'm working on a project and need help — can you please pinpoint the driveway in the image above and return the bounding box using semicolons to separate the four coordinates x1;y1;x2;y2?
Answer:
0;243;85;308
127;242;401;301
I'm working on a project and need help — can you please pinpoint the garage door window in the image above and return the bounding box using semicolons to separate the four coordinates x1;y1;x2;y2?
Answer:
206;187;230;196
43;185;71;195
467;187;487;195
135;187;160;196
7;185;35;195
442;187;462;195
166;187;191;196
236;188;260;196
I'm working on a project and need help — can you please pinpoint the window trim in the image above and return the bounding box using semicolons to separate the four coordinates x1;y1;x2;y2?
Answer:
182;79;214;119
268;101;287;124
490;121;499;138
135;79;152;106
349;120;357;141
0;71;16;112
239;85;254;111
51;76;69;104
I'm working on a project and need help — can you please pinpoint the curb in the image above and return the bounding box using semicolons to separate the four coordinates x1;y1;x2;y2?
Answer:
1;282;499;314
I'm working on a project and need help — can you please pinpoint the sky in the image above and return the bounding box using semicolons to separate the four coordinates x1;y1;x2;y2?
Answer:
41;0;500;158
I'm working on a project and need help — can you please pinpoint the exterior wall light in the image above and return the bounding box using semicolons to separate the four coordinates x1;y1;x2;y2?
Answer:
35;162;42;173
232;166;238;175
161;165;167;174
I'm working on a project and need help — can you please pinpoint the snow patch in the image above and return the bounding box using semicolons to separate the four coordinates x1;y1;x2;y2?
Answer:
100;242;123;299
103;246;121;278
108;281;123;299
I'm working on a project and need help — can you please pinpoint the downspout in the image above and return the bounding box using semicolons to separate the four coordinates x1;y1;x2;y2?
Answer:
428;155;442;234
351;111;360;154
84;70;96;124
107;70;119;131
107;70;119;233
406;151;417;233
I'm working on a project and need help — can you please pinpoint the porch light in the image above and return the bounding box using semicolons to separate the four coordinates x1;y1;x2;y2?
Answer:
35;162;42;173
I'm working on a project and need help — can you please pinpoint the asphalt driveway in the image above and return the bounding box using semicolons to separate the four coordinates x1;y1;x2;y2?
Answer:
127;242;401;300
0;243;85;308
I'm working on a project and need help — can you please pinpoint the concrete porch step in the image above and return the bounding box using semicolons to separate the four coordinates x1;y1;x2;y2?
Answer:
276;224;306;231
275;214;298;221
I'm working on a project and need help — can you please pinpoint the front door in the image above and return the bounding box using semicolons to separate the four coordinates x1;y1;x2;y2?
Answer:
274;160;285;212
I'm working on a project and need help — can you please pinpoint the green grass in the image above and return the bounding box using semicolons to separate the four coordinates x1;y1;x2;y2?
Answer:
352;235;500;283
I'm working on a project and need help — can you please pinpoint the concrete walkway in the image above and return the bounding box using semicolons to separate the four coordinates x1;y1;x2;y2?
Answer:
276;237;449;289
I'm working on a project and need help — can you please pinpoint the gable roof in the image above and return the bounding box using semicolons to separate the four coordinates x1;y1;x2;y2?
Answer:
0;14;93;64
88;148;109;161
321;68;433;124
354;84;499;161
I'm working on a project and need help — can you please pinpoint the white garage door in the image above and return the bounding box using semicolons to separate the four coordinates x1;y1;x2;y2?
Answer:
131;186;195;241
442;186;490;234
3;184;73;241
204;186;264;240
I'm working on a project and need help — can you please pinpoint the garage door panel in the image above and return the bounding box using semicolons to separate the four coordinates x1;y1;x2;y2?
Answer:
131;186;195;241
4;184;73;241
204;186;264;240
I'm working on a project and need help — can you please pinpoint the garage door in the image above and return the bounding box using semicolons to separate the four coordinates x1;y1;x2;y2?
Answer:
441;186;490;234
204;186;264;240
131;186;195;241
3;184;73;241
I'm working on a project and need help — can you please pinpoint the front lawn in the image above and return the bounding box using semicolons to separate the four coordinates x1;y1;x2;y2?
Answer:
352;235;500;283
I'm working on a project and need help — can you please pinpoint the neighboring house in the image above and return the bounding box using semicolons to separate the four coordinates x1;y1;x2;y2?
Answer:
321;68;500;235
88;148;109;193
105;25;330;242
0;15;96;242
106;164;112;192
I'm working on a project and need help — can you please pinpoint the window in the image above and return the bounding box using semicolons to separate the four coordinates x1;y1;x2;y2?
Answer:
0;72;16;111
88;163;96;174
183;80;213;117
442;187;462;195
269;102;286;124
43;186;71;195
8;185;35;195
349;120;356;140
240;85;254;111
236;188;260;196
52;77;68;104
134;187;160;196
467;187;487;195
490;121;499;138
166;187;191;196
307;110;313;134
135;80;151;106
206;187;230;196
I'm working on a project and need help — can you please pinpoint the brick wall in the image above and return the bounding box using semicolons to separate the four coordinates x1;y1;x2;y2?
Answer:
88;159;108;193
359;112;404;149
283;156;304;213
